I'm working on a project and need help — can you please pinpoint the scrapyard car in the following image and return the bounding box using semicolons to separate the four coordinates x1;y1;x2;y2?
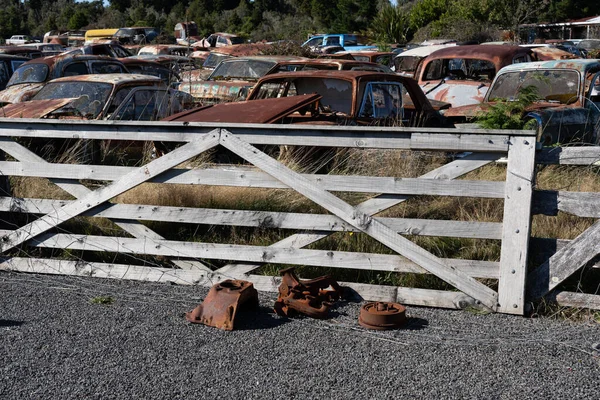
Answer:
173;70;450;127
414;45;534;108
0;74;192;121
178;56;307;104
0;54;129;103
443;59;600;145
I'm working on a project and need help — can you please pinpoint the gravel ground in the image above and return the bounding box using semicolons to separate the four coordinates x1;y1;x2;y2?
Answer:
1;271;599;399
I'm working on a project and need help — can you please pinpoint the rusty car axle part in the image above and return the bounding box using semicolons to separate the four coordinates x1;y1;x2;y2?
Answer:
358;301;407;330
274;267;344;319
186;279;259;331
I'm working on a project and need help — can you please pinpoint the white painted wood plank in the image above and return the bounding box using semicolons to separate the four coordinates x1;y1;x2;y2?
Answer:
219;130;499;309
528;220;600;300
0;197;503;240
497;136;536;315
0;161;506;199
10;230;497;278
410;133;511;152
533;190;600;218
0;255;484;309
396;287;477;309
554;291;600;310
537;147;600;166
0;131;220;253
0;257;214;285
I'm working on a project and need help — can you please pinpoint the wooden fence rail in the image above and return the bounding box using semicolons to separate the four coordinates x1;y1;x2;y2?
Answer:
0;119;597;315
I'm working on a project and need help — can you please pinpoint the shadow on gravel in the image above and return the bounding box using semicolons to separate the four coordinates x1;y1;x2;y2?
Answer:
0;319;24;327
234;306;290;331
403;317;428;331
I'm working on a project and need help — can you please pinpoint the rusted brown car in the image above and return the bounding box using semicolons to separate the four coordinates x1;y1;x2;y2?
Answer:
0;54;129;103
178;56;307;104
415;45;534;108
168;70;450;127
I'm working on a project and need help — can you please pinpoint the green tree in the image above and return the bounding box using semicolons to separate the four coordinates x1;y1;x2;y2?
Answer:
370;4;410;44
67;10;88;30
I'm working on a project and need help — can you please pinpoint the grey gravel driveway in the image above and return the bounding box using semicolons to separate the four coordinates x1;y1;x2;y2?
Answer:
1;271;598;399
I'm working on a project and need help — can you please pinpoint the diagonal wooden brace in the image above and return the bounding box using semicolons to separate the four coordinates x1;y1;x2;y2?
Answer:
0;130;220;254
218;129;499;310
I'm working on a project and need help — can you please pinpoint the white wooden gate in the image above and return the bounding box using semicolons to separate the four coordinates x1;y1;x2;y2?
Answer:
0;119;542;314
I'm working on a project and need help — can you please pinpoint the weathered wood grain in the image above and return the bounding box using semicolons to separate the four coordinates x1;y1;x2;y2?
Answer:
528;220;600;300
498;136;536;315
219;130;498;309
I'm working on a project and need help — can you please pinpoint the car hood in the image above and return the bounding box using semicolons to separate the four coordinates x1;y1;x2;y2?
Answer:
0;83;46;104
421;80;489;108
0;98;77;118
163;93;322;123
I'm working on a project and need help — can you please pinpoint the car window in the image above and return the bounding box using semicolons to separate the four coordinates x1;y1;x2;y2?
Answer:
7;63;49;86
324;37;340;46
112;89;170;121
305;37;322;47
33;81;113;119
63;62;88;76
587;72;600;110
513;55;530;64
359;82;403;119
217;36;228;45
423;59;443;80
0;62;10;86
487;70;580;104
209;59;276;80
91;62;125;74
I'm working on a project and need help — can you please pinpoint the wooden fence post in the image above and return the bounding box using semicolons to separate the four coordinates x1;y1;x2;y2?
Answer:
497;135;536;314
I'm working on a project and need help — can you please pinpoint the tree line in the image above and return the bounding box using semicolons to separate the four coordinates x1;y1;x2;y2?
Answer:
0;0;596;43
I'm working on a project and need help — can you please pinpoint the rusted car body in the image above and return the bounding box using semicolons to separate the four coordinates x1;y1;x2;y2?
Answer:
129;54;200;76
178;56;306;104
414;45;534;108
18;43;64;56
393;44;455;78
0;46;43;59
112;27;159;45
138;45;191;57
530;46;578;61
0;54;129;103
65;43;132;58
169;70;450;127
0;54;29;91
336;51;394;68
275;58;393;73
196;32;244;48
119;58;179;85
0;74;192;124
444;60;600;144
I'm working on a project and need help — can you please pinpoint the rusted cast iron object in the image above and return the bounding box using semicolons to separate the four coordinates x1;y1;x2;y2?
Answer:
274;267;344;319
186;280;258;331
358;302;407;330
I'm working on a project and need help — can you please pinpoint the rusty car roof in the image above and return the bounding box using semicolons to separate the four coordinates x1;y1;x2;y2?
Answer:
209;43;272;57
48;73;162;85
19;53;119;67
425;45;533;64
497;59;600;74
254;70;399;82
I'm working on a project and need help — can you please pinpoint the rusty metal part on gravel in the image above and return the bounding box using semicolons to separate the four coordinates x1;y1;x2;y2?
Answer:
274;267;344;319
186;280;258;331
358;302;407;330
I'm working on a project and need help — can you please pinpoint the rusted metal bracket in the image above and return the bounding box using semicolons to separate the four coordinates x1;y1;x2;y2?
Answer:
186;280;259;330
274;267;344;319
358;301;407;330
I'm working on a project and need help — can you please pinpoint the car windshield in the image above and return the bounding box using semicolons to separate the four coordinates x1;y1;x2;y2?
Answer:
203;53;231;69
7;63;49;86
424;58;496;81
487;70;580;104
394;56;421;73
33;81;113;119
229;37;244;45
209;59;276;80
252;77;353;114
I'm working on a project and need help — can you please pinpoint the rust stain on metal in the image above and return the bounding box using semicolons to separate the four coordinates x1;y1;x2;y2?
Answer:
186;280;259;331
358;302;407;330
274;267;344;319
0;98;75;118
